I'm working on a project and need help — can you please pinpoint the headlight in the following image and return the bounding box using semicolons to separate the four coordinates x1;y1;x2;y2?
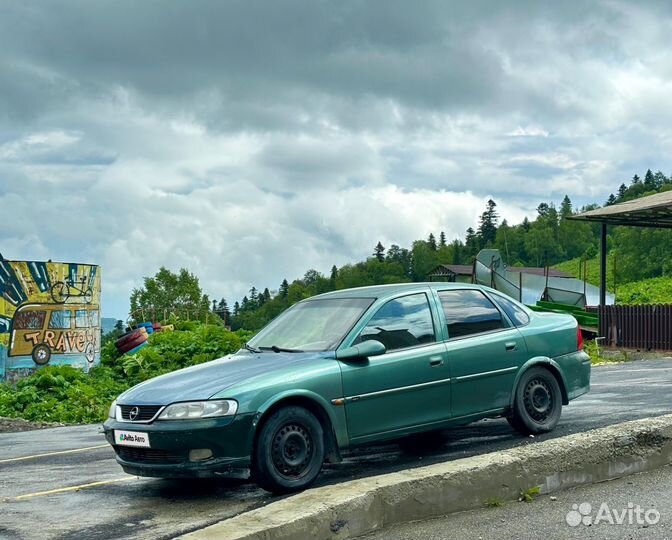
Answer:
157;399;238;420
108;400;117;419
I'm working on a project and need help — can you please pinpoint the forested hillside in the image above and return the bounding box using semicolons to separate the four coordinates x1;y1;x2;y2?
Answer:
208;169;672;330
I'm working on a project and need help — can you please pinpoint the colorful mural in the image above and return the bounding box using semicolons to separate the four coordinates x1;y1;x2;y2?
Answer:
0;259;101;381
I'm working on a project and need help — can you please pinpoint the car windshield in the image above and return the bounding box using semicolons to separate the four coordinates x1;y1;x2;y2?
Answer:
247;297;374;352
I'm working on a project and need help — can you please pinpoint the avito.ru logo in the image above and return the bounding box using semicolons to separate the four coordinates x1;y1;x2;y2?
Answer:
566;502;660;527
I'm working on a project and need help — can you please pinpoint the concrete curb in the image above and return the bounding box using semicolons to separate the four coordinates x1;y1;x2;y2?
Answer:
179;414;672;540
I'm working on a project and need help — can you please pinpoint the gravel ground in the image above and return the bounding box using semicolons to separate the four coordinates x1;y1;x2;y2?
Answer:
0;417;63;433
361;465;672;540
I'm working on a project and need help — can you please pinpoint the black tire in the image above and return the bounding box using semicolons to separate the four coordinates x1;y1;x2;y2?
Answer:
508;367;562;435
50;282;68;303
251;406;325;494
32;344;51;365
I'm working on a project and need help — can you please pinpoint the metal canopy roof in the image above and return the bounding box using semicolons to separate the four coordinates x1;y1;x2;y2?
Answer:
569;190;672;228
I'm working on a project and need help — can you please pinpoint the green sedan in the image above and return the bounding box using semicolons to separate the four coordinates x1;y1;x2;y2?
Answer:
103;283;590;493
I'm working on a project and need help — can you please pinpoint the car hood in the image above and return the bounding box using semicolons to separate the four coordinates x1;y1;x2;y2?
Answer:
117;350;330;405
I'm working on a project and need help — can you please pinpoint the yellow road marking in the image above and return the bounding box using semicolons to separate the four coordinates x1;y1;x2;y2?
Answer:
14;477;136;500
0;444;110;464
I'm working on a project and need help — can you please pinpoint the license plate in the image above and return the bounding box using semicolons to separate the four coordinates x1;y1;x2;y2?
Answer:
115;430;150;448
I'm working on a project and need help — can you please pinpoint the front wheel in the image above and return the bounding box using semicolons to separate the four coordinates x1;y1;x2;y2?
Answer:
252;406;325;494
508;367;562;435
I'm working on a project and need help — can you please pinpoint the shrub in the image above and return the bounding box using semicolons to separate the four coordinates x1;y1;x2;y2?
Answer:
0;323;245;424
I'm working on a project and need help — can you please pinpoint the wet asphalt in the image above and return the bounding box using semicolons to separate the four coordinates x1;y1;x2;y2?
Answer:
1;359;672;540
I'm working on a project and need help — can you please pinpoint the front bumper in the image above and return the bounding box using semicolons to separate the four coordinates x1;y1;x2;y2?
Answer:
103;412;256;478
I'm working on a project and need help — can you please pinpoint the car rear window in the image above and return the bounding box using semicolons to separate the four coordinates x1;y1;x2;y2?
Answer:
438;289;506;339
489;292;530;327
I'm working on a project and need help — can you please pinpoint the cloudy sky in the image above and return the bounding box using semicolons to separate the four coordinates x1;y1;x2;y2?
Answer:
2;1;671;319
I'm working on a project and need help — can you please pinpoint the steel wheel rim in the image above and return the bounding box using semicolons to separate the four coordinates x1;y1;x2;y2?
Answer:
523;377;553;422
271;423;313;479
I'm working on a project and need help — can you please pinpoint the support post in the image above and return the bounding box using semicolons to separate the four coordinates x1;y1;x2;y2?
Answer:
600;223;607;306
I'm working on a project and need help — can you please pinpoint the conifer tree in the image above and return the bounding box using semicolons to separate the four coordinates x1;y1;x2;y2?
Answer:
373;241;385;262
428;233;437;251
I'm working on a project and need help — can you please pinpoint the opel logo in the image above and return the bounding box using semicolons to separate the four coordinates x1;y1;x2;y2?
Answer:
129;407;140;421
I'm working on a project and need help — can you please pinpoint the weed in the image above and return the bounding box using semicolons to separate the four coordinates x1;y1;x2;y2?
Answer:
518;486;541;503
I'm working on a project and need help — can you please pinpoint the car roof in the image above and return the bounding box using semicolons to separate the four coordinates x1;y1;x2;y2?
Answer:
309;281;486;301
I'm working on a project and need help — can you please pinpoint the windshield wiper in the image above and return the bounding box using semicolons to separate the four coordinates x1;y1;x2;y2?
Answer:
259;345;304;353
244;343;261;353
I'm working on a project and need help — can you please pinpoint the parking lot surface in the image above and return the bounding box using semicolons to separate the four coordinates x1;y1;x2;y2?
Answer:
2;359;672;540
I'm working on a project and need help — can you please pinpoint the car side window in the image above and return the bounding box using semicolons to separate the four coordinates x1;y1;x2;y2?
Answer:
489;292;530;327
355;293;436;352
438;289;506;339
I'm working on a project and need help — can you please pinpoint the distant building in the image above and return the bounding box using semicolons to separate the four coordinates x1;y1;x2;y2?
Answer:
427;264;474;283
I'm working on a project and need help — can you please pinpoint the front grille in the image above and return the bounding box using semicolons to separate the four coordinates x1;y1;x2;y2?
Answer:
119;405;162;422
115;446;184;464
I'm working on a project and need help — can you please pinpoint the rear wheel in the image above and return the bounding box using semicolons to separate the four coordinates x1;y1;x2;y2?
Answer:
252;406;325;494
508;367;562;435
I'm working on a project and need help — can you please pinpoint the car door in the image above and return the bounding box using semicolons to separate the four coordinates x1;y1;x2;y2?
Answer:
338;291;451;443
435;288;528;419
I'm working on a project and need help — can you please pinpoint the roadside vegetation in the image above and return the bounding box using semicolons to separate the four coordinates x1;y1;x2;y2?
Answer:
584;339;614;365
615;277;672;305
0;322;250;424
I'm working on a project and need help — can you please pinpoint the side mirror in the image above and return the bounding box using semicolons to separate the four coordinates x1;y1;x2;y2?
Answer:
336;340;386;360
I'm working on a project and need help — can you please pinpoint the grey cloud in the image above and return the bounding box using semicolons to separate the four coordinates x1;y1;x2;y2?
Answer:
3;0;657;129
3;1;672;317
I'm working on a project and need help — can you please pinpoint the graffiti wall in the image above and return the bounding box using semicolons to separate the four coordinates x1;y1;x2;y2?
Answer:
0;259;101;381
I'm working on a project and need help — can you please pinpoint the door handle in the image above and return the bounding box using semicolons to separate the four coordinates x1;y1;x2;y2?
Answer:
505;342;518;352
429;356;444;367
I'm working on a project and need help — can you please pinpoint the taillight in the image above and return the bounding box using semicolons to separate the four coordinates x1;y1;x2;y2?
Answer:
577;326;584;351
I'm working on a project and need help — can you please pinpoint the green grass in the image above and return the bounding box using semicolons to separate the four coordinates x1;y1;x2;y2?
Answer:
616;276;672;305
554;257;672;305
553;256;617;292
518;486;541;503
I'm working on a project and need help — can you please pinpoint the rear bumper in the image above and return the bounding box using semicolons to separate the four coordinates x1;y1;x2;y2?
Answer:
103;412;256;478
555;350;591;401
